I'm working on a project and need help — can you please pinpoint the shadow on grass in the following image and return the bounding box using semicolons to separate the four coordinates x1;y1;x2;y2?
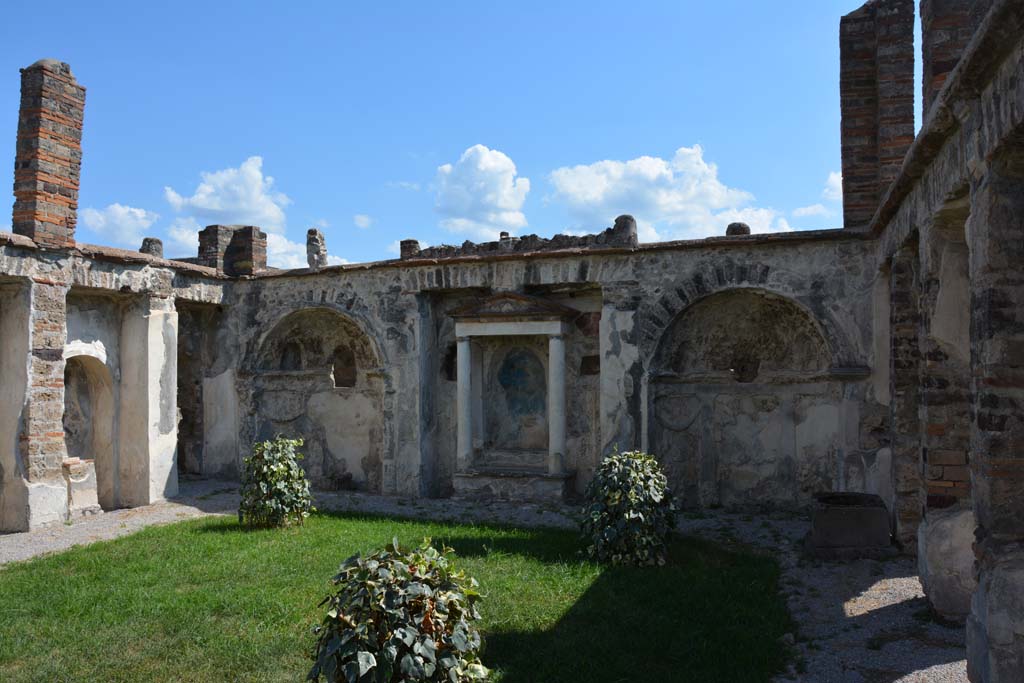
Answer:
481;538;790;683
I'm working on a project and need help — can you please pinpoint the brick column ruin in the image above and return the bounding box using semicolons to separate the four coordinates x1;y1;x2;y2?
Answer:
12;60;85;249
918;225;972;505
920;0;994;114
966;151;1024;683
19;278;71;526
198;225;267;276
889;242;924;551
839;0;916;230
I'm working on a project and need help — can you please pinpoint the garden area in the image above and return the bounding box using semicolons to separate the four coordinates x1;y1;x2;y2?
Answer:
0;513;790;682
0;444;792;682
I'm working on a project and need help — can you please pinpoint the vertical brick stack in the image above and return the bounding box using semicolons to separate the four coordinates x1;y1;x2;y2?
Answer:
965;149;1024;683
197;224;267;276
920;0;994;115
12;60;85;248
889;244;924;550
223;226;266;276
839;0;916;230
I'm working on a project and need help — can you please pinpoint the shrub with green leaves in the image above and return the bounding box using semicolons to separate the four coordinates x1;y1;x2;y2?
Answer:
308;539;488;683
581;450;677;566
238;436;314;528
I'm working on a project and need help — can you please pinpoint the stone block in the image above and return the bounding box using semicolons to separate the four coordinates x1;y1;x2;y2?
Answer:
452;468;572;504
807;492;895;559
917;506;977;622
63;458;100;516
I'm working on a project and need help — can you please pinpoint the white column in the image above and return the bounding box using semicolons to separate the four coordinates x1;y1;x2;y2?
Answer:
547;334;566;475
456;336;473;472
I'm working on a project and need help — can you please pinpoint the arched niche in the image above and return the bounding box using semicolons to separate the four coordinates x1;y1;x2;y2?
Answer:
652;289;832;383
648;288;841;510
63;355;117;510
253;307;384;492
257;307;379;379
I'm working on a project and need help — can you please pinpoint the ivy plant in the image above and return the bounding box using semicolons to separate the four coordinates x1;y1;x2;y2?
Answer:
308;538;489;683
581;450;678;566
238;436;314;528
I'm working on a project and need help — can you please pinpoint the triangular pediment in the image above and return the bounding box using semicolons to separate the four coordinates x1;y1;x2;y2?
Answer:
449;293;579;321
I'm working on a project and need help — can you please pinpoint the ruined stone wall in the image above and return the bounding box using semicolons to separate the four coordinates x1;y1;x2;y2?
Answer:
0;235;228;528
217;232;880;504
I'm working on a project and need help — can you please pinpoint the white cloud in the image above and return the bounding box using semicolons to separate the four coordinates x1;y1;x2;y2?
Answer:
436;144;530;240
353;214;373;229
266;233;349;269
166;216;200;257
265;233;308;269
162;157;346;267
823;171;843;202
793;203;831;218
80;203;159;246
387;181;421;192
164;156;290;232
314;218;330;229
547;145;789;241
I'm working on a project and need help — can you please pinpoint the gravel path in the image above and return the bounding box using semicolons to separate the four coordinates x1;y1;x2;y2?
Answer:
0;479;967;682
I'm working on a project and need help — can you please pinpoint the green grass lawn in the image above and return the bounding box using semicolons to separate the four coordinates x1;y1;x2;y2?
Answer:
0;513;791;682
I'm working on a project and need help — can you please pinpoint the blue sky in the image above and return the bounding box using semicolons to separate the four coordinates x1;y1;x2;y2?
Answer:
0;1;909;266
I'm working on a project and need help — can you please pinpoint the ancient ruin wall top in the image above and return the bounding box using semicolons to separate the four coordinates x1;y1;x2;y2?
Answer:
398;214;639;261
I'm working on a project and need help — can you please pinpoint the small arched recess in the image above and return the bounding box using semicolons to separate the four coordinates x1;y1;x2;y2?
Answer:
63;354;117;510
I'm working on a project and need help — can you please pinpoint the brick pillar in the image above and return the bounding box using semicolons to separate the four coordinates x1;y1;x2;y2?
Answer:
198;224;266;276
20;278;70;526
12;60;85;249
966;152;1024;683
840;0;916;230
920;0;994;114
889;242;924;551
919;234;972;505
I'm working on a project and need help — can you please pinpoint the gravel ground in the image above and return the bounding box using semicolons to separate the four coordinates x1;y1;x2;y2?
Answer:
0;479;967;682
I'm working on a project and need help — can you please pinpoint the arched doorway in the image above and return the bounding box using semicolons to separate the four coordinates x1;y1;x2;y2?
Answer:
63;355;117;510
649;288;838;509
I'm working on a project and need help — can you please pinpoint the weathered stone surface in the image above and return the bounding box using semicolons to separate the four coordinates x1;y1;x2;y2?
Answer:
139;237;163;258
968;549;1024;683
306;228;327;270
63;458;100;516
918;506;977;622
